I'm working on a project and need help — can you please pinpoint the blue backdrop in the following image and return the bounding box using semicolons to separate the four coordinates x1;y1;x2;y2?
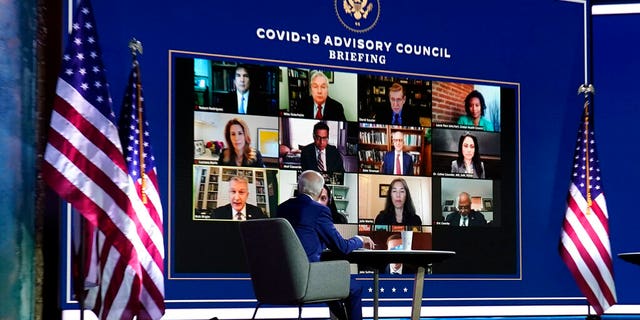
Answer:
58;0;640;316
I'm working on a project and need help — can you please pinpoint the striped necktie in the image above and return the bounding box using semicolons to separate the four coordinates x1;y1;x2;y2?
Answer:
317;151;325;171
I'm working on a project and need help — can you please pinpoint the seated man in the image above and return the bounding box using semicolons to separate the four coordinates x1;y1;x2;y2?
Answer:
445;192;486;227
300;121;345;173
384;233;416;275
301;71;346;121
375;83;420;126
277;170;374;320
212;176;266;220
222;64;276;116
381;131;414;175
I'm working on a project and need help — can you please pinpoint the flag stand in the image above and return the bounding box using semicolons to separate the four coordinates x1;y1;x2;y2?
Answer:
76;213;87;320
586;296;599;320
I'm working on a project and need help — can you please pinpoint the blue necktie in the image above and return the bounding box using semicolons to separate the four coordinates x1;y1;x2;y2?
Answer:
239;95;246;114
393;113;400;125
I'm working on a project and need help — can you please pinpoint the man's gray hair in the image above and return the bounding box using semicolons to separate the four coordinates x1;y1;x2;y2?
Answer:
298;170;325;199
229;175;249;186
458;191;470;204
310;70;330;84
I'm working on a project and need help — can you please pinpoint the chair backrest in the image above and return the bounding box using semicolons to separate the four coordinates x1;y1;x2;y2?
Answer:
239;218;310;304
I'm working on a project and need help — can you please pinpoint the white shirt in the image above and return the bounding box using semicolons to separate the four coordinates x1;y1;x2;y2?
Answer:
233;206;247;221
389;264;403;274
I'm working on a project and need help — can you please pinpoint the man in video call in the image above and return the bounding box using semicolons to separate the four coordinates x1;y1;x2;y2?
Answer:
375;82;420;126
445;191;487;227
386;233;404;274
384;233;416;275
302;71;347;121
223;65;276;116
277;170;375;320
211;176;267;220
300;121;345;173
381;131;414;175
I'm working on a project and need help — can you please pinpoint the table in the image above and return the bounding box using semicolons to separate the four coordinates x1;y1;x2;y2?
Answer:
322;249;455;320
618;252;640;266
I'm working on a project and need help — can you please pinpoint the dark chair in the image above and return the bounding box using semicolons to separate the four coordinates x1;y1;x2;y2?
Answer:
239;218;351;320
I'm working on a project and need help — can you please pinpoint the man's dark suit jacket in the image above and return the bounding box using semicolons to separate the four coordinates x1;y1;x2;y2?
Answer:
211;203;267;220
381;151;414;175
221;91;277;116
277;194;364;320
375;105;421;126
301;96;347;121
277;194;362;262
300;143;344;173
445;210;487;227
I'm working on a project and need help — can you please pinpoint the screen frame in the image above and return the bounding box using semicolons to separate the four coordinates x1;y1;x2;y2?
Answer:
169;50;521;280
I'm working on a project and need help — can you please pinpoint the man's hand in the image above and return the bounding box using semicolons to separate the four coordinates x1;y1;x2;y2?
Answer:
359;235;376;249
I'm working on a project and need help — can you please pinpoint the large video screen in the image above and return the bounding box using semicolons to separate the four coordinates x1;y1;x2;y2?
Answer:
172;54;518;276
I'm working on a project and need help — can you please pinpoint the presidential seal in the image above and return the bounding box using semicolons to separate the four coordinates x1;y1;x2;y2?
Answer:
335;0;380;33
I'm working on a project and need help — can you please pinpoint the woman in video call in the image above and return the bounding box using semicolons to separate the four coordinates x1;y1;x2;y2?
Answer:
451;133;485;178
374;178;422;226
219;118;264;167
457;90;494;132
318;184;348;224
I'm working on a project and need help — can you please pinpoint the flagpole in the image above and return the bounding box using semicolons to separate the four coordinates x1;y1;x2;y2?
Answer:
579;0;596;219
67;3;87;320
579;1;600;319
579;0;594;93
77;214;86;320
128;38;148;205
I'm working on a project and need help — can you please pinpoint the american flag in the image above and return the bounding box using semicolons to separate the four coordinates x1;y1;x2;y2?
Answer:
559;98;617;315
117;57;166;318
42;0;165;318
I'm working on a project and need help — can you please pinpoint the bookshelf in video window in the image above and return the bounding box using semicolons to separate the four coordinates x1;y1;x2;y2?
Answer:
358;124;426;175
193;166;271;220
194;166;220;216
288;175;351;220
198;61;278;109
287;68;309;114
253;171;268;213
358;74;432;122
329;184;349;218
193;61;234;107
